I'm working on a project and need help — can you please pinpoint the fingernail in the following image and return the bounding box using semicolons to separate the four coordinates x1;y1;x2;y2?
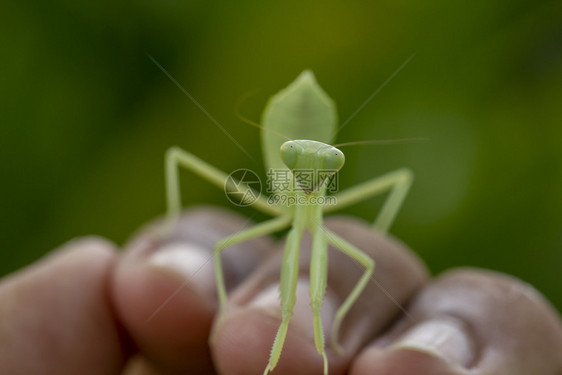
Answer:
249;279;337;342
392;318;475;367
148;242;216;297
248;282;281;313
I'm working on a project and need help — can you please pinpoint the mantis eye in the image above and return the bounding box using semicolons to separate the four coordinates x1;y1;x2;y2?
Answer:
280;141;300;169
323;147;345;171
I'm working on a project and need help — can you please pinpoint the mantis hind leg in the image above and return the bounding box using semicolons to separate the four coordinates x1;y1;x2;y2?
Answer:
323;168;413;233
323;228;374;355
264;227;302;375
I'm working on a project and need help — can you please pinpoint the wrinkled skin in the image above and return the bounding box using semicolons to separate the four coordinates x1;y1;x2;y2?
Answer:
1;207;561;375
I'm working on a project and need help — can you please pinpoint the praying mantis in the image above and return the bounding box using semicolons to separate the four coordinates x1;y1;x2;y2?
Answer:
164;71;412;374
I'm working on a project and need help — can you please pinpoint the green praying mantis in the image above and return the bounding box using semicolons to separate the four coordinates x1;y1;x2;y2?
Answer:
164;71;412;374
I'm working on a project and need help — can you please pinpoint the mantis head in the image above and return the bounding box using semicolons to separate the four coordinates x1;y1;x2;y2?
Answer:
280;140;345;194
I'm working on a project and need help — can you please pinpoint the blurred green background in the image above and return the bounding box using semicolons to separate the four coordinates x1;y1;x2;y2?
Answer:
1;1;561;311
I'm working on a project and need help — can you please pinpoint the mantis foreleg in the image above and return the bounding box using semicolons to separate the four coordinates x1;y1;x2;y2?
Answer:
264;226;302;375
309;226;329;374
209;215;291;344
212;215;292;311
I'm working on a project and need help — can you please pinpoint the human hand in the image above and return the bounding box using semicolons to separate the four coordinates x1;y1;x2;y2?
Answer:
1;207;561;374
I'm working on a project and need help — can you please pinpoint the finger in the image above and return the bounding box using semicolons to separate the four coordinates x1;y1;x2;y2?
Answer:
211;216;429;375
111;207;275;375
0;237;124;375
350;268;562;375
